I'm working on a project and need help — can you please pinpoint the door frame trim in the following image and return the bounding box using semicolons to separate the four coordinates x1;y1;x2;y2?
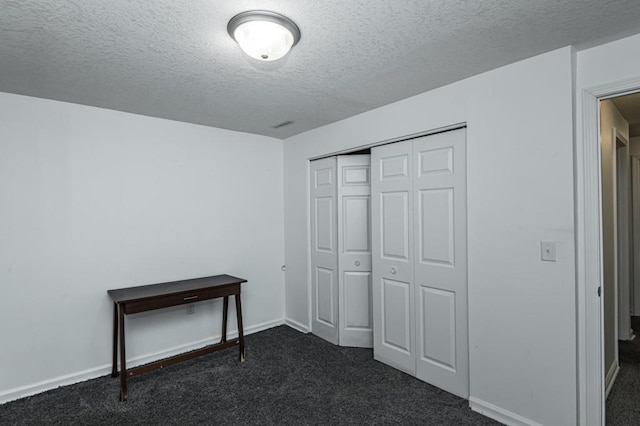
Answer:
307;123;466;161
577;76;640;425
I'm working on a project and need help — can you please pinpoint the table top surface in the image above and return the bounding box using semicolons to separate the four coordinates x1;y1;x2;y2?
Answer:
107;274;246;303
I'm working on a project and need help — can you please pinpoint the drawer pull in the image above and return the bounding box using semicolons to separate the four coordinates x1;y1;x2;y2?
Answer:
183;296;199;301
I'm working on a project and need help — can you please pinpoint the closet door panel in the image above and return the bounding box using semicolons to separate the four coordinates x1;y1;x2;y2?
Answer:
338;155;373;347
372;141;415;374
420;286;456;368
381;192;410;259
382;278;412;352
315;267;335;326
344;271;372;328
419;188;454;265
343;197;370;253
310;157;339;344
414;129;469;399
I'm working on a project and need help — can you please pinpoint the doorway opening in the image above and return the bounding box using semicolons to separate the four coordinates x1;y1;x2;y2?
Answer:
599;92;640;424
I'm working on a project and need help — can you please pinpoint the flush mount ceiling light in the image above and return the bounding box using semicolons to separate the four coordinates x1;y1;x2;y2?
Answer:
227;10;301;61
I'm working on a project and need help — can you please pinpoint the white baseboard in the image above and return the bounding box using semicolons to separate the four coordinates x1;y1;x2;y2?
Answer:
0;319;282;404
605;360;620;398
284;317;310;333
469;397;543;426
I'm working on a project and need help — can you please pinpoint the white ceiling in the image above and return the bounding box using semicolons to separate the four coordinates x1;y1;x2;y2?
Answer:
2;1;640;139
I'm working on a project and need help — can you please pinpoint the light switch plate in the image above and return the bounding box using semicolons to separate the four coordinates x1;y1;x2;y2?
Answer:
541;241;557;262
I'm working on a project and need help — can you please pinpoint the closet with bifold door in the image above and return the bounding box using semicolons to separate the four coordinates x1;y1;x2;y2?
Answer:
310;154;373;348
309;128;469;399
371;128;469;399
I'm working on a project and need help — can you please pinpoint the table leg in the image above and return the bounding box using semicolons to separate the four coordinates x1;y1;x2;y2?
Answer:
111;303;119;378
221;296;229;343
118;304;128;401
235;292;245;362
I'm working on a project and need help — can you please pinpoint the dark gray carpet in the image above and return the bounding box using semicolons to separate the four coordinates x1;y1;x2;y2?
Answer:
0;326;498;425
607;316;640;425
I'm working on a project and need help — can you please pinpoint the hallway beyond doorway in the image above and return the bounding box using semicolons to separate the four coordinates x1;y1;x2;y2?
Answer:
607;316;640;424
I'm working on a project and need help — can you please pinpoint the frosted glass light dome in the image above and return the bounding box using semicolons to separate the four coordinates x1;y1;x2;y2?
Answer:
228;11;301;62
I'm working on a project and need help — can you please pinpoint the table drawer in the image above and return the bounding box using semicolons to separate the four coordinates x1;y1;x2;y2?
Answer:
123;283;240;314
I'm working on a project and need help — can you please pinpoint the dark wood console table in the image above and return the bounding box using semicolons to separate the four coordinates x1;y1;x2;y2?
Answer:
107;274;247;401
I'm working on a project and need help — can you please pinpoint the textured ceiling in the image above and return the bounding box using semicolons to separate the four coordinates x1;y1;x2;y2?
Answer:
2;1;640;139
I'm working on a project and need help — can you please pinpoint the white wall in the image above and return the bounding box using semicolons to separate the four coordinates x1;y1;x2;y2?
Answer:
0;92;285;402
283;47;576;425
577;33;640;91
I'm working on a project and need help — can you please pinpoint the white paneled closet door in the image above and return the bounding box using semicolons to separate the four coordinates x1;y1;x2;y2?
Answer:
371;140;416;374
372;128;468;398
413;129;468;399
311;155;373;347
311;157;339;345
338;155;373;348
